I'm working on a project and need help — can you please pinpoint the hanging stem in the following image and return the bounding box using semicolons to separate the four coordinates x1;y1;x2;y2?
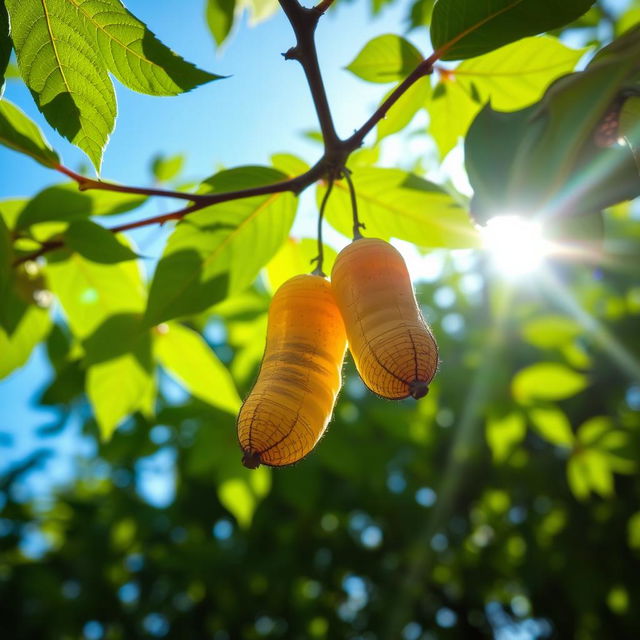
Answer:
312;178;334;276
342;168;363;240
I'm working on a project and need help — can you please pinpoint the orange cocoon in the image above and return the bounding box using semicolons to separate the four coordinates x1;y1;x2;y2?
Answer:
237;274;347;468
331;238;438;400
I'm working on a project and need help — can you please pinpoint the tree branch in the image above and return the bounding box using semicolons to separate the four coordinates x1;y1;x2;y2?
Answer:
55;164;206;203
15;5;447;266
346;55;436;150
279;0;340;149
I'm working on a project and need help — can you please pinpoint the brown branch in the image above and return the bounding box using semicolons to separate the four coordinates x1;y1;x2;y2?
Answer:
55;164;207;202
15;4;449;267
345;54;437;150
279;0;340;149
314;0;334;13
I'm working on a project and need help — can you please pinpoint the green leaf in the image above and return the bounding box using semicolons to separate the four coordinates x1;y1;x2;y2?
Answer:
486;411;526;462
464;103;538;223
145;166;297;325
0;99;60;168
265;237;338;291
87;353;155;440
270;153;310;177
154;322;241;414
0;215;10;300
408;0;436;29
6;0;220;169
431;0;596;61
6;0;117;169
452;36;585;112
151;154;185;183
82;313;150;366
346;35;423;83
218;467;271;528
65;221;138;264
567;450;614;499
0;306;51;379
428;79;480;158
528;406;575;447
244;0;281;25
521;315;583;349
628;512;640;550
0;3;11;97
72;0;221;95
320;168;479;248
620;96;640;154
206;0;236;47
46;249;145;339
377;77;430;142
0;199;28;229
17;183;146;229
512;362;588;404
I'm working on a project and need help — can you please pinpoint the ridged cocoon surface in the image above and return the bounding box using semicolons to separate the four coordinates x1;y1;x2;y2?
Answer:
237;274;347;468
331;238;438;400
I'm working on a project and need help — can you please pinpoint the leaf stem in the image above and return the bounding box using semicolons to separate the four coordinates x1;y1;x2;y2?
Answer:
312;178;334;276
342;168;363;240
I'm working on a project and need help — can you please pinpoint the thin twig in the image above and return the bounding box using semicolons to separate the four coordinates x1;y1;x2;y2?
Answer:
55;165;205;202
346;55;436;149
342;168;363;240
312;178;334;276
314;0;334;14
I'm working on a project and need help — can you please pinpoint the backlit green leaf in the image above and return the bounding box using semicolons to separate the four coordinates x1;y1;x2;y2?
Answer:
151;154;185;183
0;99;60;168
0;216;10;300
521;315;583;349
6;0;220;170
155;322;241;414
0;199;28;229
512;363;588;404
377;77;430;141
0;306;51;379
145;166;297;325
452;36;585;112
265;238;338;292
529;406;575;447
0;3;11;97
218;467;271;528
568;449;614;499
87;353;155;440
270;153;310;177
47;249;145;339
206;0;236;46
320;168;479;248
431;0;595;61
346;35;423;83
628;512;640;549
6;0;116;170
486;411;526;462
65;221;138;264
428;79;479;158
69;0;221;95
82;313;150;367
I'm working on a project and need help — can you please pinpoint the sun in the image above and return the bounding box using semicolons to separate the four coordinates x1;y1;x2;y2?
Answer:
481;215;551;277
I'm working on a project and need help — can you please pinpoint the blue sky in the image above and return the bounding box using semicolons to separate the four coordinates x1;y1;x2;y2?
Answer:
0;0;417;493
